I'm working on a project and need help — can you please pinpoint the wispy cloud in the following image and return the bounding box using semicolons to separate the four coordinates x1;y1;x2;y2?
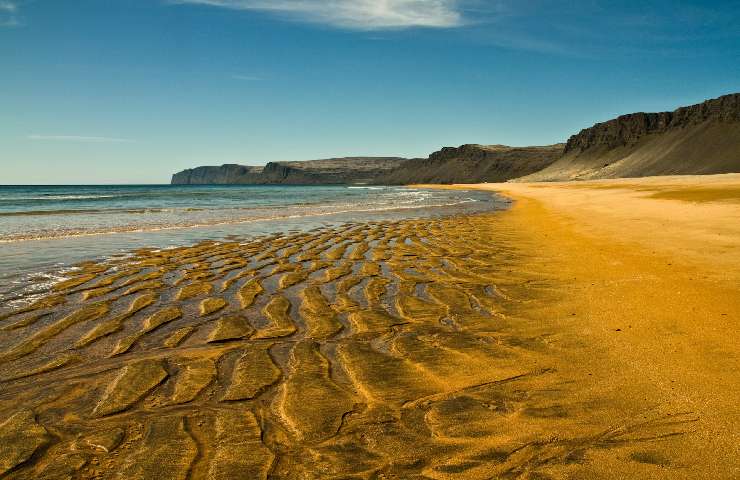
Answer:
462;0;740;58
171;0;465;30
232;74;262;81
27;135;136;144
0;0;19;27
0;1;16;13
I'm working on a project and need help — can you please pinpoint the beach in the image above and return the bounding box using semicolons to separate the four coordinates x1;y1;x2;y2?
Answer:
4;1;739;478
0;175;738;479
0;185;497;308
421;173;740;477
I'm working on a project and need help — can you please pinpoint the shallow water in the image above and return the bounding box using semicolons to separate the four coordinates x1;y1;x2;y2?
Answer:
0;184;482;241
0;185;506;306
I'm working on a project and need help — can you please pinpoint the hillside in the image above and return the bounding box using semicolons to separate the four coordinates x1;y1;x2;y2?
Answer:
172;145;563;186
517;93;740;181
171;157;410;185
172;93;740;186
374;144;564;185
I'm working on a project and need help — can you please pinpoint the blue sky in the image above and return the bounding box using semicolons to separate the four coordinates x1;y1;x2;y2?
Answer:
1;0;739;184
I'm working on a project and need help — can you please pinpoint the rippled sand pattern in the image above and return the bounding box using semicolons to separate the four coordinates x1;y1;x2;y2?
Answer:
0;215;694;479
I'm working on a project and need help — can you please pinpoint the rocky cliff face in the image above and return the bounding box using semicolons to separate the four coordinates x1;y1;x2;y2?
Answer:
171;165;264;184
564;94;740;155
171;157;410;185
172;93;740;186
374;144;564;185
521;93;740;181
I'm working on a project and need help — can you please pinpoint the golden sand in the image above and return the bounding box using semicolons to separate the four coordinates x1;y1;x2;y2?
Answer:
418;173;740;478
0;175;738;479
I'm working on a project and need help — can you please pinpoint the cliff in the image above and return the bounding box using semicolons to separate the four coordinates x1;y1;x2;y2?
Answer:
171;157;410;185
171;165;264;184
518;93;740;181
172;93;740;186
374;144;564;184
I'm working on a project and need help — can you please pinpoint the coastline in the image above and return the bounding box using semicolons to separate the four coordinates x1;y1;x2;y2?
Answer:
416;173;740;476
0;175;737;477
0;186;501;309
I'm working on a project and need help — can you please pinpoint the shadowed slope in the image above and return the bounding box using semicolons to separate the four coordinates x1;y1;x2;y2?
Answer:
376;144;564;184
519;93;740;181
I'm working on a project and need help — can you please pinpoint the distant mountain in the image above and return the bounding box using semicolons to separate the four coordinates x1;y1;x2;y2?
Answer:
171;157;411;185
171;165;264;184
517;93;740;181
172;93;740;186
373;144;564;185
171;146;563;186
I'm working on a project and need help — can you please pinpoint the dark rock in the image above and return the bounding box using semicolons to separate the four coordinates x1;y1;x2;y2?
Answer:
373;144;564;184
171;158;410;185
521;93;740;181
171;93;740;185
564;93;740;155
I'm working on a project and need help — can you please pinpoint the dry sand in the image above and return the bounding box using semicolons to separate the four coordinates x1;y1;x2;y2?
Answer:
418;173;740;477
0;174;737;479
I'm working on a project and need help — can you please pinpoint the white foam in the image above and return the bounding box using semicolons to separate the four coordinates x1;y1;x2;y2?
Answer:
4;195;120;201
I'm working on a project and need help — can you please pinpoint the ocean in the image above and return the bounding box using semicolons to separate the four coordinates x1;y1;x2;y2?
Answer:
0;184;506;306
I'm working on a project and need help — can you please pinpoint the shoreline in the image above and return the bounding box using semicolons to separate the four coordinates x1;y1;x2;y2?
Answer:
0;189;502;309
0;175;737;477
0;198;483;244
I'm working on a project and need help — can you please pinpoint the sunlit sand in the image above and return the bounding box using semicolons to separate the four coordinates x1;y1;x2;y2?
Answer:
0;175;738;478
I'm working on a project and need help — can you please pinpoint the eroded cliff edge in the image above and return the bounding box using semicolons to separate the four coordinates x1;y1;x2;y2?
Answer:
171;146;565;186
171;158;410;185
172;93;740;185
374;144;564;184
517;93;740;181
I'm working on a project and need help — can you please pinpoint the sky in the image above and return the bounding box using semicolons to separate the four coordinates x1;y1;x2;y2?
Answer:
1;0;739;184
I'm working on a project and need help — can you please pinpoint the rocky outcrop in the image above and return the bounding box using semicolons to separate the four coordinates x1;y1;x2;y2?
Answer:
171;158;410;185
519;93;740;181
171;164;263;185
374;144;564;185
172;93;740;185
564;93;740;155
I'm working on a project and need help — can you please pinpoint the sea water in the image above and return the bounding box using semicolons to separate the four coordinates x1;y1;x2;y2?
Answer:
0;184;507;306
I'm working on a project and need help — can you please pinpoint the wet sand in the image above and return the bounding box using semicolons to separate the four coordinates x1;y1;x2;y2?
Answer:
0;175;738;479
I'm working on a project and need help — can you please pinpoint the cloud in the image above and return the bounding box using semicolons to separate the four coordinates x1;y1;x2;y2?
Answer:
27;135;136;144
232;74;262;81
461;0;740;58
172;0;465;30
0;0;19;27
0;1;16;12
